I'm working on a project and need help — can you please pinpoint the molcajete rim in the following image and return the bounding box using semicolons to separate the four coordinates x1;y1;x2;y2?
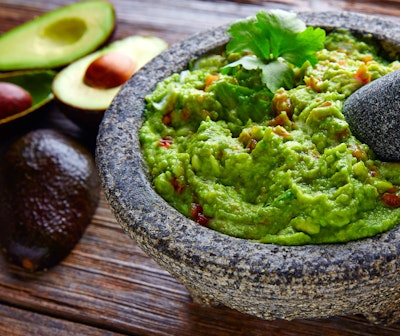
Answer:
96;11;400;324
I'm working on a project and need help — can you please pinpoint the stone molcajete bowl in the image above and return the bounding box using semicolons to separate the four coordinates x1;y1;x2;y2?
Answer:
96;12;400;324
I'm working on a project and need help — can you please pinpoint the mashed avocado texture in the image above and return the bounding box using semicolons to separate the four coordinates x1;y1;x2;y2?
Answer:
140;27;400;245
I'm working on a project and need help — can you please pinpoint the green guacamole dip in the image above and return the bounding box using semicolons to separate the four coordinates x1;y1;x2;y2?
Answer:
140;29;400;245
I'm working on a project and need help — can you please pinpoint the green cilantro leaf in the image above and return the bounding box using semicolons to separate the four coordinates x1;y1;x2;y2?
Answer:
225;18;271;61
261;60;294;92
226;55;262;71
279;26;326;67
223;55;294;92
224;9;326;92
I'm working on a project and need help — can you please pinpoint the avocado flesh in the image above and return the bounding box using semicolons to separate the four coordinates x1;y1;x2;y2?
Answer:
53;36;168;111
0;129;100;272
0;70;56;124
0;1;115;71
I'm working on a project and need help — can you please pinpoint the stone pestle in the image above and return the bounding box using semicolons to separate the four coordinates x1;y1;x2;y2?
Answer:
342;69;400;161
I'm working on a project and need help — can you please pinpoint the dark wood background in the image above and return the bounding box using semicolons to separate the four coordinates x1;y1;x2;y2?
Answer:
1;1;400;335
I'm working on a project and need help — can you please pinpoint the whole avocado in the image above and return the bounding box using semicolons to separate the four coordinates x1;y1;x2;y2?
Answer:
0;129;100;272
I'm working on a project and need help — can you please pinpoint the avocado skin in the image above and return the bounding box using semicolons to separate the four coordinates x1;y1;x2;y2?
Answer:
0;129;100;271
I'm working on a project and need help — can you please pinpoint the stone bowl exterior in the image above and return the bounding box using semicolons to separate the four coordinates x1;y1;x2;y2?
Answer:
96;12;400;324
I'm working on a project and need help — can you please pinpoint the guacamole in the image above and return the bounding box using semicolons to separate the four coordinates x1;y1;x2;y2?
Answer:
140;28;400;245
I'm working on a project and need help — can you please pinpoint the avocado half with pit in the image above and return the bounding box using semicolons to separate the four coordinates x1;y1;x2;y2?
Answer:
0;1;115;71
0;70;56;125
52;36;168;128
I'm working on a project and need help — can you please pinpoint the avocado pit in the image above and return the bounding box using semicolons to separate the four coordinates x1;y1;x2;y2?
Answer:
0;82;33;119
84;52;136;89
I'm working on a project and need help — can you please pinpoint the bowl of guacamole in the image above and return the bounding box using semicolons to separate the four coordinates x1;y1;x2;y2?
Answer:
96;11;400;323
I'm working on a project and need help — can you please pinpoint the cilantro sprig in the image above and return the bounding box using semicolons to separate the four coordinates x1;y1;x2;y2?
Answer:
223;10;326;93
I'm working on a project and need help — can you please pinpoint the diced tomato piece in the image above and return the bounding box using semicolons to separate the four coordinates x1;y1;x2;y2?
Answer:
182;106;190;120
305;75;323;93
268;112;291;127
162;111;172;126
361;55;373;63
158;137;173;148
247;138;258;153
381;193;400;208
205;74;220;90
335;129;349;141
190;203;211;226
272;88;293;118
350;145;367;160
171;177;185;193
355;64;371;85
196;213;210;226
272;125;291;139
320;101;332;107
369;170;379;178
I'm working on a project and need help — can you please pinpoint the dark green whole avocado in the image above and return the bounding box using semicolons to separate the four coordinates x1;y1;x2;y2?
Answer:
0;129;100;272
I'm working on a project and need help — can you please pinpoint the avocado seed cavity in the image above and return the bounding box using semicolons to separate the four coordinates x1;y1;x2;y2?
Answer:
83;52;136;89
0;82;33;119
42;18;87;46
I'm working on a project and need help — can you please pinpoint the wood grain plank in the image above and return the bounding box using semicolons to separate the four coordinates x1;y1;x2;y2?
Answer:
0;304;125;336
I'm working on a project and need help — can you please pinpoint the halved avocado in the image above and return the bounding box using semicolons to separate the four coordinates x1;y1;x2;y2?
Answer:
52;35;168;128
0;1;115;71
0;70;56;125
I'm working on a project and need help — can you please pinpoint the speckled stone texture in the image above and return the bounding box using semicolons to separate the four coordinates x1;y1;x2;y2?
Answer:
96;12;400;324
343;69;400;161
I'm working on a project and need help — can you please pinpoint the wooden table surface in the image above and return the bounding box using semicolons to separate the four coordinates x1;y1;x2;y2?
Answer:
1;0;400;335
